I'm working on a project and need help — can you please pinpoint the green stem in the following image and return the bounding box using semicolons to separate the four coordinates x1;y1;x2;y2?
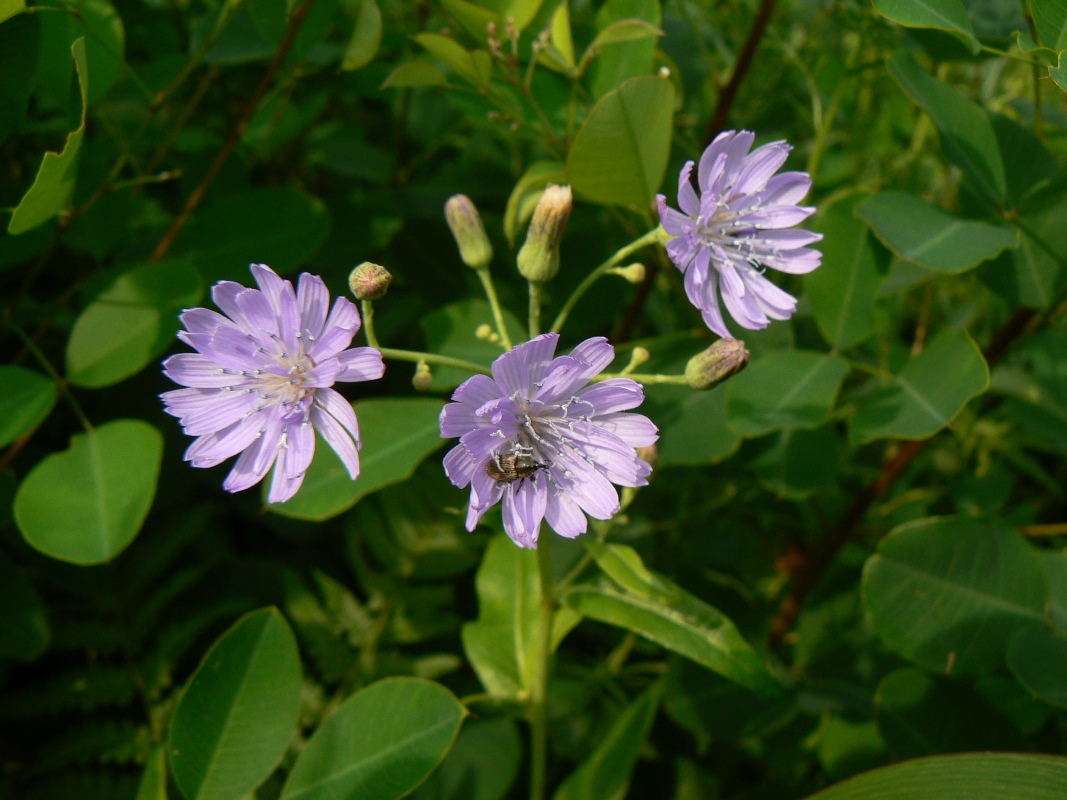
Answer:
378;347;492;376
529;281;542;339
476;268;514;350
550;227;664;334
594;371;688;386
361;300;380;349
529;538;557;800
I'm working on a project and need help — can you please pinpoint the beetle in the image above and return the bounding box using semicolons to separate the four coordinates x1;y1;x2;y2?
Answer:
485;451;548;483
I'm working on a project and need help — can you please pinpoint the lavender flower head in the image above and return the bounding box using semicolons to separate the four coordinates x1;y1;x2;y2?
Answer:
161;263;385;503
440;333;658;548
657;130;822;339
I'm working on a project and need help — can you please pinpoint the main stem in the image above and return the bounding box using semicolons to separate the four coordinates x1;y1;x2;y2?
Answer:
529;281;543;339
529;539;557;800
550;227;663;334
477;268;514;350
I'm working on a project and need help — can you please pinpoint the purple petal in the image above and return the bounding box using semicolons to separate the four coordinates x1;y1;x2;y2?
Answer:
501;479;546;548
677;160;699;216
172;389;259;436
180;307;239;336
657;195;693;236
223;417;282;493
592;412;658;448
443;443;476;488
492;333;559;396
310;297;361;360
544;491;587;538
757;171;812;206
721;283;768;330
754;228;824;249
311;404;360;480
297;273;330;341
268;445;304;503
566;421;649;486
184;413;267;467
556;454;619;519
452;373;504;406
163;353;245;389
766;247;822;274
334;348;385;382
733;141;791;195
576;378;645;414
283;419;315;481
314;388;359;444
440;401;479;439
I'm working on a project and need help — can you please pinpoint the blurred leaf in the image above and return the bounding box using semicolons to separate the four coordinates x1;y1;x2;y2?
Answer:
889;52;1006;203
0;366;56;448
1008;626;1067;708
66;260;203;388
14;419;163;565
420;300;525;390
193;0;284;64
0;12;40;145
8;38;87;235
134;747;167;800
169;608;302;800
725;350;850;437
803;753;1067;799
0;549;50;661
567;74;675;208
875;668;1026;759
862;516;1046;674
281;677;465;800
646;383;740;468
382;60;448;87
174;187;331;283
75;0;124;105
410;717;521;800
440;0;498;41
808;194;886;348
272;398;445;521
858;192;1017;273
554;682;663;800
589;0;660;98
504;161;566;247
341;0;381;71
0;0;24;23
568;542;781;695
815;716;888;783
872;0;979;53
413;33;491;88
1032;0;1067;49
991;113;1061;206
850;328;988;443
587;18;662;51
550;1;575;66
751;424;842;499
1040;549;1067;630
986;183;1067;309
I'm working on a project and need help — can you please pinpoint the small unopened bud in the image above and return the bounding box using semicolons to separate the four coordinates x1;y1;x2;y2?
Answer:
517;184;572;282
475;323;494;340
608;263;646;284
625;346;650;373
445;194;493;270
349;262;392;301
412;361;433;391
684;338;749;390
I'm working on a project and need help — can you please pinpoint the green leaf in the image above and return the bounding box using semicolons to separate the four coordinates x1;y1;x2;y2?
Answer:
589;0;660;98
271;398;445;521
986;183;1067;310
645;383;740;468
1008;626;1067;708
409;717;521;800
807;194;886;349
554;682;663;800
862;516;1047;674
0;0;24;23
381;60;448;88
174;187;331;283
66;260;203;388
858;192;1017;273
341;0;381;71
1040;549;1067;631
1050;49;1067;90
850;328;989;443
76;0;125;105
14;419;163;565
875;668;1026;759
802;753;1067;800
0;549;50;661
504;160;566;247
750;424;843;500
413;33;491;88
1032;0;1067;49
420;300;525;390
8;38;87;235
566;542;781;695
281;677;465;800
872;0;979;53
725;350;850;437
889;52;1006;203
0;12;41;145
440;0;498;41
169;608;302;800
587;17;662;50
135;747;167;800
567;74;675;208
0;366;56;448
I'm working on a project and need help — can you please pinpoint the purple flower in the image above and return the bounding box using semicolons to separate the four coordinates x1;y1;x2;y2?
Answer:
161;263;385;503
440;333;658;548
657;130;822;339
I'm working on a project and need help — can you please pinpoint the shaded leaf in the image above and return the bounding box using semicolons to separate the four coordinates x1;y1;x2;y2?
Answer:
341;0;381;71
872;0;979;53
1008;626;1067;708
0;549;50;661
420;299;525;390
0;366;56;448
410;718;521;800
382;61;448;88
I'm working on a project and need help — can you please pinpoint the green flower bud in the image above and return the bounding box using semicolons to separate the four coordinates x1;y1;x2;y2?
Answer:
517;184;572;282
349;262;392;301
445;194;493;269
685;338;749;390
412;361;433;392
608;263;646;284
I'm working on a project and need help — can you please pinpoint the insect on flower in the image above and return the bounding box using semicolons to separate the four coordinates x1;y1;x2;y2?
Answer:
485;448;550;483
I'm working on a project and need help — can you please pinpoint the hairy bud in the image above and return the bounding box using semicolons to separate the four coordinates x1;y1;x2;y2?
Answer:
685;338;749;390
445;194;493;270
349;262;392;301
517;184;572;282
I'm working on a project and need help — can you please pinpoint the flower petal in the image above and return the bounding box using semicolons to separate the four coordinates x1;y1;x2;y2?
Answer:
544;490;587;538
311;403;360;480
502;478;547;548
577;378;645;414
310;297;361;360
334;347;385;382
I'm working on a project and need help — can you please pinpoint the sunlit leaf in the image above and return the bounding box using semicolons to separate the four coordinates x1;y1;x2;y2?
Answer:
341;0;381;71
382;60;448;87
589;0;660;97
872;0;979;53
1032;0;1067;49
0;0;24;24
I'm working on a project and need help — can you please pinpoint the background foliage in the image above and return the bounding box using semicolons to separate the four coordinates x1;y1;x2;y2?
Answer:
3;0;1067;798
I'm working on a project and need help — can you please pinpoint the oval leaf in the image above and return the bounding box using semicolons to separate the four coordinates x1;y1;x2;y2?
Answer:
281;677;465;800
850;328;988;443
341;0;381;71
803;753;1067;800
1008;626;1067;708
567;74;675;208
0;366;56;447
382;60;448;88
14;419;163;565
872;0;979;53
862;516;1046;674
169;608;302;800
271;398;445;521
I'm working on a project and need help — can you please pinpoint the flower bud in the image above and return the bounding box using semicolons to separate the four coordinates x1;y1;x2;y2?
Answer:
685;338;749;390
608;263;646;284
445;194;493;270
626;346;650;371
412;361;433;391
517;184;572;282
349;262;392;301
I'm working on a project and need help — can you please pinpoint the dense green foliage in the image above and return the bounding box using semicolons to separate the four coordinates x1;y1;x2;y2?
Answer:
3;0;1067;798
